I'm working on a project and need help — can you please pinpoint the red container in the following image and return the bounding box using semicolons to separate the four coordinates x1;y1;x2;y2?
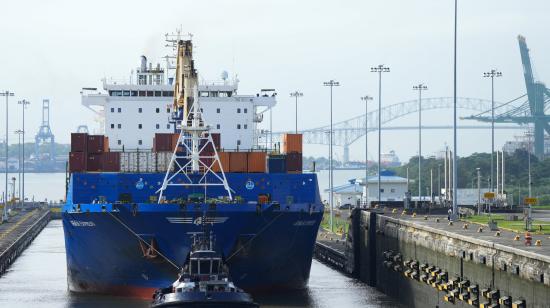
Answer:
71;133;88;152
87;153;103;172
87;135;109;153
102;152;120;172
212;152;230;172
282;133;302;154
209;133;221;150
285;152;303;172
229;152;247;172
154;133;174;152
69;152;86;172
247;152;266;173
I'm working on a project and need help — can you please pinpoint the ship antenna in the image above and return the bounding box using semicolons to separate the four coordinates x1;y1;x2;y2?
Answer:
157;37;233;203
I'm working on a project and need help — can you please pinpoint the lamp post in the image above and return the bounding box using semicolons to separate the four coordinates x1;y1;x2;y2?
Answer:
14;130;23;207
451;0;458;220
1;90;14;223
323;80;340;232
18;99;29;206
371;65;390;205
290;91;303;134
413;83;427;203
361;95;373;207
483;69;502;193
438;163;442;205
476;167;481;215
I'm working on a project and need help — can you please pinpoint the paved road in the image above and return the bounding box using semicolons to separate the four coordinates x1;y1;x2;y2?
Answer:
0;209;46;255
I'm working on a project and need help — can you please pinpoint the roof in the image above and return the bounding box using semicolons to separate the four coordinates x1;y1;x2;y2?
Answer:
324;182;363;194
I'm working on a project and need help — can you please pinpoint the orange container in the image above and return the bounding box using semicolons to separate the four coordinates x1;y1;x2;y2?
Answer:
212;152;230;172
247;152;266;173
282;133;302;153
229;152;248;172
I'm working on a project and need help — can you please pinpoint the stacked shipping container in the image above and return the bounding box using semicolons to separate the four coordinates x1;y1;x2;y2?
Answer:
281;133;303;173
69;133;117;173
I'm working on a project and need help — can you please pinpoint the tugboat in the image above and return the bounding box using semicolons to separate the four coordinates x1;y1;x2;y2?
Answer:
151;230;259;308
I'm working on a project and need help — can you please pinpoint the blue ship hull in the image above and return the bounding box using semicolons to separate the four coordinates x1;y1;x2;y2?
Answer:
62;172;323;297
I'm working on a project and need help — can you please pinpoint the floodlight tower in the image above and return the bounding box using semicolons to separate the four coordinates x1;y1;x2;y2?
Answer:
413;83;428;202
323;80;340;232
483;69;502;193
371;65;390;205
290;91;303;134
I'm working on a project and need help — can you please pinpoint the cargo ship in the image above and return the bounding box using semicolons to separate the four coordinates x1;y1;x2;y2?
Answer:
62;33;324;298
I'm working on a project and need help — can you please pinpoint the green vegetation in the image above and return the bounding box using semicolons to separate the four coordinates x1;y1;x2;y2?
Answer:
0;142;70;159
391;149;550;206
463;214;550;234
321;211;349;234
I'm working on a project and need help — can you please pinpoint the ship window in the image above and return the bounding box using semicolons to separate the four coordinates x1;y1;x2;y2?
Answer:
147;91;154;97
216;108;220;113
138;108;142;113
200;91;209;97
118;107;121;113
166;108;170;113
237;140;241;146
244;108;248;113
166;124;170;129
138;124;142;129
123;91;130;96
138;91;146;96
199;260;211;275
216;124;220;129
154;91;162;97
191;260;198;274
244;124;248;129
380;188;385;193
110;90;122;96
117;140;121;145
156;108;160;113
237;124;241;129
156;124;160;129
110;107;114;113
138;140;143;145
391;188;396;193
162;91;171;97
131;91;138;97
237;108;241;113
110;124;114;129
117;124;121;129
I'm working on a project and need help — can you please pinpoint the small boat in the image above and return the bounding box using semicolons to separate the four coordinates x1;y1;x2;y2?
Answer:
151;232;259;308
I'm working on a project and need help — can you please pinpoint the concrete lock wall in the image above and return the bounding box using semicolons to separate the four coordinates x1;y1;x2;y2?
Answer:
354;210;550;308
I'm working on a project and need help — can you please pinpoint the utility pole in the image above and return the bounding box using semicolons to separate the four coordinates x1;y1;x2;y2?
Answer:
430;168;433;204
476;167;481;215
451;0;458;220
371;65;390;205
438;164;442;205
18;100;29;207
14;130;23;206
1;90;14;223
413;83;427;204
483;69;502;194
323;80;340;232
290;91;303;134
361;95;373;207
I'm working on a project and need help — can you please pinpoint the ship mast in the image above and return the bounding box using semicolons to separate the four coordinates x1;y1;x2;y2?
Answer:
157;35;232;203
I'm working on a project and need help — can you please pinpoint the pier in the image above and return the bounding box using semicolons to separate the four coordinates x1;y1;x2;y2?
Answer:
0;208;52;276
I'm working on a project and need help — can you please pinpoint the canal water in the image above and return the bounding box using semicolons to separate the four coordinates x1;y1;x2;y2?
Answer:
0;220;401;308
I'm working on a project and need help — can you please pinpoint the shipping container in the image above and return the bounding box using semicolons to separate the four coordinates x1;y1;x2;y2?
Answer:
229;152;247;172
87;135;109;154
69;152;86;172
102;152;120;172
154;133;173;152
282;133;303;154
247;152;267;173
212;152;230;173
267;155;286;173
120;152;136;172
71;133;88;152
285;152;303;172
156;151;173;172
87;153;103;172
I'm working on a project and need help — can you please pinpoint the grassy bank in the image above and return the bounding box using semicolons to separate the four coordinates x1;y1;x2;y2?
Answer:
464;214;550;234
321;211;350;234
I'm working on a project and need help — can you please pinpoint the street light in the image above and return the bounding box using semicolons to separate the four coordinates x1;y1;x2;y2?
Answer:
323;80;340;232
371;65;390;205
18;99;30;206
483;69;502;193
361;95;373;207
451;0;458;220
1;90;14;223
413;83;427;204
14;129;23;207
476;167;481;215
290;91;303;134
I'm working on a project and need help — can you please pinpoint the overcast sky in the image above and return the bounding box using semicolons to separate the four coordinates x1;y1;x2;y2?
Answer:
1;0;549;162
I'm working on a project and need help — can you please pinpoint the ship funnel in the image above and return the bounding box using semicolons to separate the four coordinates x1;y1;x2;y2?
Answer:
140;56;147;72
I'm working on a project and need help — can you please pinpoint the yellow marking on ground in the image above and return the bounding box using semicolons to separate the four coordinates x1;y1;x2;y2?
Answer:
0;209;38;241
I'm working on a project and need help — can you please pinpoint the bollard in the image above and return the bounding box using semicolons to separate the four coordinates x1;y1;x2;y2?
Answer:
435;218;440;223
412;212;416;218
495;231;501;237
463;223;468;229
424;215;428;220
448;221;453;226
478;227;483;233
535;240;542;246
514;235;520;241
392;209;397;214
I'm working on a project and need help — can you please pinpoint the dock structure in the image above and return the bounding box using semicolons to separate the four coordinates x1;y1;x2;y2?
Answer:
314;229;349;272
0;208;51;276
354;209;550;308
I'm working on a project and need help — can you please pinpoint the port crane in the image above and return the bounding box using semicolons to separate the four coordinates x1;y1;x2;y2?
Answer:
157;35;232;202
464;35;550;159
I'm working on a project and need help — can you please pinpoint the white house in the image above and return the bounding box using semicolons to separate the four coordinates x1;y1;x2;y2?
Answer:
324;180;363;208
359;170;408;205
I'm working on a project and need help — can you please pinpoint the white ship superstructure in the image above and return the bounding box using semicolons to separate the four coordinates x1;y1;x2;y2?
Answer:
81;56;275;150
